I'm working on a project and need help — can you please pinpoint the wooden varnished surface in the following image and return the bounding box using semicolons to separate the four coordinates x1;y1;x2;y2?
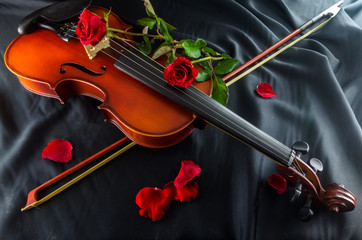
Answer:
4;6;212;148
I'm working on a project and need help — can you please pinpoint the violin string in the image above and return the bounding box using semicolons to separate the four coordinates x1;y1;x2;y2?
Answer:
293;159;304;174
66;34;293;165
112;40;294;160
114;35;312;175
105;38;293;161
288;157;303;174
110;40;309;173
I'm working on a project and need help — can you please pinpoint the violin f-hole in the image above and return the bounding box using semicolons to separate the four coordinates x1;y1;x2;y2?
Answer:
59;62;106;76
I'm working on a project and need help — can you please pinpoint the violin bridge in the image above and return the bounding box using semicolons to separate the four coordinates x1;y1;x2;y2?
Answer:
83;36;110;60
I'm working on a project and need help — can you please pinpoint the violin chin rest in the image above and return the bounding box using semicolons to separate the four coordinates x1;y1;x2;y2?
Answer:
18;0;92;35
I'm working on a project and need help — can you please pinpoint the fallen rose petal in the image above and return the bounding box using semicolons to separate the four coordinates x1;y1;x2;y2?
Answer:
135;187;171;222
268;174;287;195
256;82;276;98
174;180;199;202
163;182;177;200
42;139;73;163
174;160;201;188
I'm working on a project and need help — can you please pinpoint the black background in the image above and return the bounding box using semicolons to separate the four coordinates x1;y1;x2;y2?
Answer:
1;0;362;239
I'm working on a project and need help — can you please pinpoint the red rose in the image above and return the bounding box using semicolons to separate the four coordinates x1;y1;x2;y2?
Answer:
75;9;106;46
164;57;199;88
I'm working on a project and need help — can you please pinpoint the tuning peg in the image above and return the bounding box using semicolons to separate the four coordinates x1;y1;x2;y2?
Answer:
290;182;302;204
308;158;323;173
298;198;314;222
292;141;309;157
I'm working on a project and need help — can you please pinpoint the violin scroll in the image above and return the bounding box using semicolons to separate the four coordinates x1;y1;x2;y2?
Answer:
323;183;356;213
277;151;356;220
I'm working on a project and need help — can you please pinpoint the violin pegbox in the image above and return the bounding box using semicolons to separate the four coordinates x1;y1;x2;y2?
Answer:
277;141;356;221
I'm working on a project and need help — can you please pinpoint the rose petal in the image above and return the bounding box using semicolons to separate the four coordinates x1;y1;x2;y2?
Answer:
174;180;199;202
163;182;177;200
79;9;94;20
42;139;73;163
256;82;276;98
88;16;106;46
174;160;201;188
135;187;171;221
163;181;199;202
267;174;287;195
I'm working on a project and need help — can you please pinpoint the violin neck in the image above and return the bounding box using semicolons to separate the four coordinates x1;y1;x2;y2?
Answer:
114;47;293;167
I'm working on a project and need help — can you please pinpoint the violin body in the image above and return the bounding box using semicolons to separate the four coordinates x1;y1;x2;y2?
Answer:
5;6;212;148
4;3;356;218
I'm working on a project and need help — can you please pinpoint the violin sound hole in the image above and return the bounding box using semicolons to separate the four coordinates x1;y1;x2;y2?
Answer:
59;62;106;76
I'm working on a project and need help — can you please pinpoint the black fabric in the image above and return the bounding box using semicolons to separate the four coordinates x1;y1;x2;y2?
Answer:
1;0;362;239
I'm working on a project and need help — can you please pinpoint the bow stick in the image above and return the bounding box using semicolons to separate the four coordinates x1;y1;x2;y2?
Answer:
22;137;136;211
223;0;343;86
21;1;343;211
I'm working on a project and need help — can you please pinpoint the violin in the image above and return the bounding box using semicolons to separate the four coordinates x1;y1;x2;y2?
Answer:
4;0;356;220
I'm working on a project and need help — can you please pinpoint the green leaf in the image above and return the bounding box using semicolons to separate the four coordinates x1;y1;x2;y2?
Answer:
165;22;176;31
196;39;207;47
152;45;173;59
136;36;152;55
166;52;176;66
198;60;212;70
137;17;157;29
221;54;232;59
196;69;212;82
173;43;183;50
103;10;111;27
214;58;239;75
212;77;229;106
159;19;174;43
202;47;216;56
182;39;207;59
142;0;157;18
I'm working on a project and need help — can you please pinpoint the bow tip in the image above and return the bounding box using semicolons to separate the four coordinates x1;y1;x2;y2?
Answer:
21;204;36;212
